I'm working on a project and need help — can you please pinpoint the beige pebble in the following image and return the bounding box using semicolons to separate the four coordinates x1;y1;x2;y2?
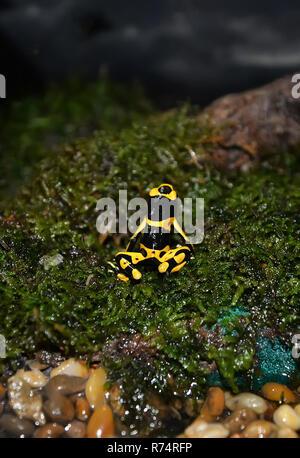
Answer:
223;408;257;434
76;397;91;421
261;382;296;404
87;404;115;438
16;368;48;388
65;420;86;438
225;392;268;414
184;418;229;438
242;420;277;438
86;368;106;409
273;404;300;430
34;422;65;438
294;404;300;416
277;427;299;438
8;374;45;425
50;358;88;379
198;424;229;438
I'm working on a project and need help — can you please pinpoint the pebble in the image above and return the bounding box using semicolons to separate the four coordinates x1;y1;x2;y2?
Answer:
34;423;65;438
16;368;48;388
0;414;34;437
26;359;49;371
50;358;88;379
242;420;277;438
76;397;91;421
200;404;215;422
225;392;268;415
43;394;75;424
44;375;86;398
8;374;45;425
0;382;5;400
184;418;229;438
200;387;224;421
277;427;299;438
223;408;257;434
2;362;299;439
86;368;107;409
261;382;296;404
294;404;300;416
273;404;300;430
69;392;83;403
65;420;86;438
87;405;115;438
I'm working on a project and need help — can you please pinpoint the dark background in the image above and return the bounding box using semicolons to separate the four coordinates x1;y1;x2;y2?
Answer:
0;0;300;107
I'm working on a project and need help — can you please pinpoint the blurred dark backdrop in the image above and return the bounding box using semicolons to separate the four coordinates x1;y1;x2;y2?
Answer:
0;0;300;107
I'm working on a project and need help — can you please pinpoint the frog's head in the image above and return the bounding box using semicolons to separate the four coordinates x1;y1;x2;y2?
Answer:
149;184;177;201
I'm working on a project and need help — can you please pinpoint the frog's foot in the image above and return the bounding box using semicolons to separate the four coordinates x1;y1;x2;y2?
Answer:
158;260;186;274
117;273;130;282
117;268;142;282
158;246;191;274
115;252;143;282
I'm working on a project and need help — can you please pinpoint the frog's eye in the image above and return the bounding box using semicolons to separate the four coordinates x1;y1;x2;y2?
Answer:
159;185;172;194
149;187;159;197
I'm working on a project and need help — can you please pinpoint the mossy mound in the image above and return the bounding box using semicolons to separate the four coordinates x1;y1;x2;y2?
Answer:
0;81;299;435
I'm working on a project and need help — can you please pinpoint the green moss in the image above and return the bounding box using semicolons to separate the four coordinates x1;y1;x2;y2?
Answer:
0;83;299;435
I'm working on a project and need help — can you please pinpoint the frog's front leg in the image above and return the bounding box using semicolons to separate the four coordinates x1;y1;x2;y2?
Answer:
115;251;145;282
158;246;192;274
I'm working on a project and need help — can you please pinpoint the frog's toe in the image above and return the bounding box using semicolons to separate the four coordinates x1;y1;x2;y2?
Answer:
170;261;186;273
132;268;142;280
158;261;169;273
117;273;130;282
174;252;186;264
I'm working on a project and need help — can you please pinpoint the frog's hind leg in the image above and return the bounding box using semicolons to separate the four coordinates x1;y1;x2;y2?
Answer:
158;246;191;274
115;251;144;282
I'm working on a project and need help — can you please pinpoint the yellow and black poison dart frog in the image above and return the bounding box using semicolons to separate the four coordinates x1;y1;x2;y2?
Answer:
115;184;194;282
